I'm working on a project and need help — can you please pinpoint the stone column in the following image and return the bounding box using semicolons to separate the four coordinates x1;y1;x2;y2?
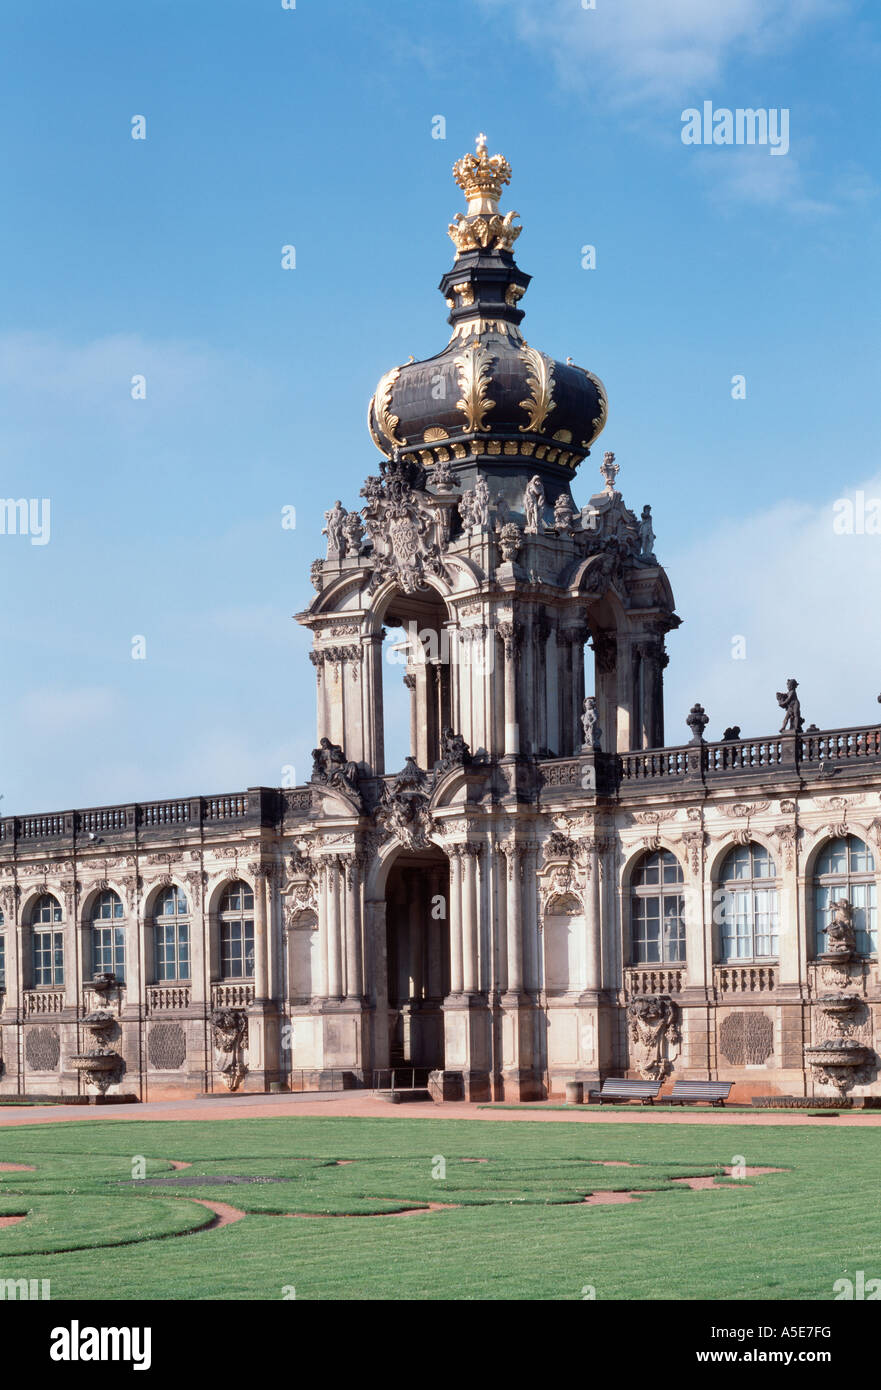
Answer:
521;843;540;992
585;840;602;991
61;878;79;1010
616;637;636;751
637;638;664;749
534;615;550;755
344;855;363;1001
498;622;520;755
121;874;142;1019
447;848;464;994
462;845;480;994
364;630;385;774
317;861;329;998
592;631;617;755
246;863;269;1003
0;888;21;1018
403;672;418;761
326;857;342;1000
504;843;524;995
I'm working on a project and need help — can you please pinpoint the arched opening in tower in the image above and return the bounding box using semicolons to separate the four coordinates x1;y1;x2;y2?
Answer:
384;849;450;1071
379;587;453;776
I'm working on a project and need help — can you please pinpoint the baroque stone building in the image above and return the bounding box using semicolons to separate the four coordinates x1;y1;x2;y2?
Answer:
1;137;879;1104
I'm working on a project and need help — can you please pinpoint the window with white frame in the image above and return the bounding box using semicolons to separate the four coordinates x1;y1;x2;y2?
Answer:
91;889;125;981
31;893;64;986
154;886;190;982
219;881;255;979
813;835;877;956
630;850;686;964
718;843;779;961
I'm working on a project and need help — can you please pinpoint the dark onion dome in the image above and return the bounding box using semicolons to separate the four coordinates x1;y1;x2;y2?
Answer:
368;134;607;479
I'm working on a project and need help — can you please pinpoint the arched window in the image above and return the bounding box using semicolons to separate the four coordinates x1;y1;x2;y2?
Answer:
91;889;125;981
814;835;877;956
31;893;64;987
718;843;779;961
630;850;686;964
219;881;255;980
154;886;190;982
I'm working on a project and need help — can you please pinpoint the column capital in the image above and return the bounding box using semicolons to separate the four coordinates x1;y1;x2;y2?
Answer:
443;839;482;861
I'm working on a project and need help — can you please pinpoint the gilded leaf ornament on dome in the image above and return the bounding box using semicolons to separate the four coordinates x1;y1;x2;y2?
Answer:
454;341;495;433
371;365;407;449
518;345;556;434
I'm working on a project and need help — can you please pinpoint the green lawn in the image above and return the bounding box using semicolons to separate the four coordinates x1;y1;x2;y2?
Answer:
0;1115;877;1299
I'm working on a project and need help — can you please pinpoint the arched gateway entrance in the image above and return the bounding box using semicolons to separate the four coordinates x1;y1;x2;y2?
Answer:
384;848;450;1070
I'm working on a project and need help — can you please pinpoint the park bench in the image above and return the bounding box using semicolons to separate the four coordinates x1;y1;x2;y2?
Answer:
664;1080;733;1107
594;1079;662;1105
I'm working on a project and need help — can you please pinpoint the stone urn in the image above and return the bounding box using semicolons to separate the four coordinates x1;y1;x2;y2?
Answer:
69;1049;123;1094
815;994;863;1036
805;1039;873;1096
69;1008;123;1094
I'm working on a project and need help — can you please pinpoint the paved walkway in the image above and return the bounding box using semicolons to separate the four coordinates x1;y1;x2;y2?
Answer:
1;1091;878;1127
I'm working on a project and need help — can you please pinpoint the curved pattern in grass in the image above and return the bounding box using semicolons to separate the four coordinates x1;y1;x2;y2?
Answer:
0;1194;215;1256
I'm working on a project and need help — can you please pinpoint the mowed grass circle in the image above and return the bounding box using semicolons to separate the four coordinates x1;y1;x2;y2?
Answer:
0;1192;214;1256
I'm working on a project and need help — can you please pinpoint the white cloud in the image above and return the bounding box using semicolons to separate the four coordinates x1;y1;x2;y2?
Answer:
689;145;834;214
664;474;881;741
479;0;849;105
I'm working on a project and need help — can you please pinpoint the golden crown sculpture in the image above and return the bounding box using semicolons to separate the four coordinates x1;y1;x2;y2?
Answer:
453;133;513;212
449;133;522;256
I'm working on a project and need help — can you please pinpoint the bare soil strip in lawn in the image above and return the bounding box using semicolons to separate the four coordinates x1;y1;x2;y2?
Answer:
188;1199;246;1229
672;1176;741;1190
582;1191;653;1205
287;1202;461;1219
0;1162;35;1171
0;1214;27;1227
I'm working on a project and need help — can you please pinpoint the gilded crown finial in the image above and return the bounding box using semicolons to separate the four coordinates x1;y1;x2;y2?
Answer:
453;133;513;214
448;133;522;258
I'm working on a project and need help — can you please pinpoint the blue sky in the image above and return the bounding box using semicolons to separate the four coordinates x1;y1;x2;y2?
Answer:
1;0;880;814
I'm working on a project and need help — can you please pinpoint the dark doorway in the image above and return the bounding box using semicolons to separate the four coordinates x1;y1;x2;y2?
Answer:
385;850;450;1069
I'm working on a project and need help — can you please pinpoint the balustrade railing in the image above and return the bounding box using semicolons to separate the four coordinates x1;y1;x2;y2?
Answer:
540;722;881;797
205;795;249;820
18;814;67;840
715;965;776;995
624;967;684;996
23;989;65;1015
4;721;881;847
147;985;192;1012
211;982;255;1009
0;787;292;848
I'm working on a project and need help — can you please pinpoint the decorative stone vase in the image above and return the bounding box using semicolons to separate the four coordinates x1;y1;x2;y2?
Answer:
815;994;863;1036
805;1039;873;1096
69;1050;123;1095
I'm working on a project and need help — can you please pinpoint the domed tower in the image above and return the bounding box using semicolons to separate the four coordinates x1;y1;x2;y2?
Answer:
367;134;608;521
299;135;679;777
